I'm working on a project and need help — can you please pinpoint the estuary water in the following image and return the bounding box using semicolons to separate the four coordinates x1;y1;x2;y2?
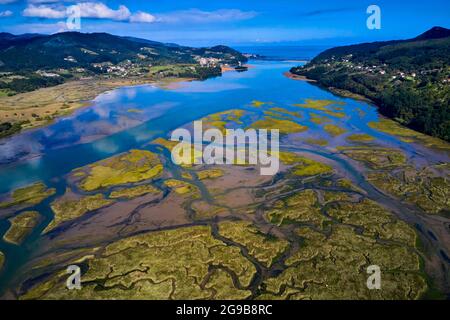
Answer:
0;60;369;193
2;57;440;194
0;50;449;296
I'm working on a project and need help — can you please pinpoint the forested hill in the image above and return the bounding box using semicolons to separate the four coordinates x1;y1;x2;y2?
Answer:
0;32;246;72
0;32;247;94
291;26;450;141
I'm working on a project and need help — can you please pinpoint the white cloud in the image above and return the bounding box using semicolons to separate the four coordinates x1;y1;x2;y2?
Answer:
27;0;62;3
21;3;256;25
156;9;258;24
130;11;156;23
0;10;13;17
77;2;130;21
21;2;157;23
23;4;66;19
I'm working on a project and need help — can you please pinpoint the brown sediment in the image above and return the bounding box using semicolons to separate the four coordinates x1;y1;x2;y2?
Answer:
198;165;274;196
215;189;256;209
16;156;432;299
221;66;234;72
5;127;447;299
420;214;450;255
39;190;185;251
327;87;373;102
283;71;317;82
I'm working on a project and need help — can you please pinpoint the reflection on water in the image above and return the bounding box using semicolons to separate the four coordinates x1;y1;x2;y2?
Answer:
0;60;448;194
0;58;450;298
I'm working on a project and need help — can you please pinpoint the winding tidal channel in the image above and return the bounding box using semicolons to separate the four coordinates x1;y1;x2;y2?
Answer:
0;59;449;299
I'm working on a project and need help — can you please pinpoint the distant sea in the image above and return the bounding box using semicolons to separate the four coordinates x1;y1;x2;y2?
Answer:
233;45;331;61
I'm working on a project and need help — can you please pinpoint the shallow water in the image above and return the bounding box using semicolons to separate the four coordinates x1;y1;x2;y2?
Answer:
0;59;449;296
1;60;446;194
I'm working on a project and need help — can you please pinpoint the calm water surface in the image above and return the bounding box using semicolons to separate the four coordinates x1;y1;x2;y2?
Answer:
0;60;381;194
0;57;448;295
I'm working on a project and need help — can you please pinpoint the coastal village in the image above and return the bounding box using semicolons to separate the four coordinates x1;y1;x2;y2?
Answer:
306;53;450;84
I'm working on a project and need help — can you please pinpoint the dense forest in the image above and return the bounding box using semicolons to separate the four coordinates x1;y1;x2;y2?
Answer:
291;27;450;141
0;32;246;72
0;32;247;95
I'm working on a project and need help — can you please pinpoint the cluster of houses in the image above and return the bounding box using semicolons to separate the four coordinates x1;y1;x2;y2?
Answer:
319;55;424;81
90;60;145;77
195;56;221;67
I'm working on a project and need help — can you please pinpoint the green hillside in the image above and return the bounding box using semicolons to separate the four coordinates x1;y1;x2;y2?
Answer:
0;32;247;94
291;27;450;141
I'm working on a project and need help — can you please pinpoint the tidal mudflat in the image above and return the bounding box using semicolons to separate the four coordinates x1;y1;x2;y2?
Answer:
0;61;448;299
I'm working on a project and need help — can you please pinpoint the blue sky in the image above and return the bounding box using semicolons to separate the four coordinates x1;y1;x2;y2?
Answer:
0;0;449;46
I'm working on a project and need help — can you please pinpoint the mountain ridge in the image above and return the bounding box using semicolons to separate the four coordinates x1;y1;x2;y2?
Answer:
291;26;450;141
0;31;246;72
0;31;247;96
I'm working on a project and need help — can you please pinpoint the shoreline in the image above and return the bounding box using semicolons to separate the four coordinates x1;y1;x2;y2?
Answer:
284;71;373;102
283;71;317;82
285;70;450;152
326;86;375;103
0;76;197;141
